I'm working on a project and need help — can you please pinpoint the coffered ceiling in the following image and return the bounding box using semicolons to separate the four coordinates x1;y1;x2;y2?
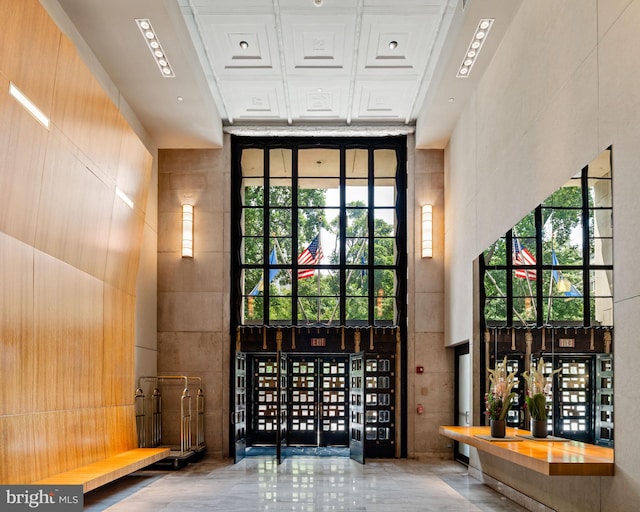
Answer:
49;0;522;148
179;0;456;126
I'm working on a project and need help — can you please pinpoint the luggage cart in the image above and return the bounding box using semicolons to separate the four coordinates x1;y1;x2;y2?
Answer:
135;375;206;468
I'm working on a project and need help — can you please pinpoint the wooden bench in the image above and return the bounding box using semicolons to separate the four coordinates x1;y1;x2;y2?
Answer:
35;447;170;493
439;426;614;476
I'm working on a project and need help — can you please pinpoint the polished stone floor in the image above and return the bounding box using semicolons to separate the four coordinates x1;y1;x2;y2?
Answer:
84;455;527;511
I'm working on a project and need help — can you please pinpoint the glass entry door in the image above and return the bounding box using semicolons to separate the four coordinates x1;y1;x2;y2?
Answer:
250;354;350;449
287;355;349;447
288;357;317;445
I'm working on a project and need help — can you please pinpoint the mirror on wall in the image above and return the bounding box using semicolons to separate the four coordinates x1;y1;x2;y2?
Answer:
479;148;613;447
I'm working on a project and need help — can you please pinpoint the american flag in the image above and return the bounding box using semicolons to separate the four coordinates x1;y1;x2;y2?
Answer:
298;235;323;279
513;237;536;280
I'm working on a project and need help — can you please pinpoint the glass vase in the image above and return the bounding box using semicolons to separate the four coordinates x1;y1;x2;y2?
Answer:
531;419;548;438
490;419;506;438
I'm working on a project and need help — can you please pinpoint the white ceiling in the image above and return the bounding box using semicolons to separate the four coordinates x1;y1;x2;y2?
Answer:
50;0;522;149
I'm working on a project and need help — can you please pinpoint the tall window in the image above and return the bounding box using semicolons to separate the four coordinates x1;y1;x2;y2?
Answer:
231;136;407;328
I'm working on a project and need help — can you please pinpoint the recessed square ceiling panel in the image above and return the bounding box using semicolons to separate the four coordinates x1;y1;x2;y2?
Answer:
353;81;415;120
282;15;355;73
288;80;348;119
184;0;275;15
360;15;438;73
198;16;280;75
222;81;286;120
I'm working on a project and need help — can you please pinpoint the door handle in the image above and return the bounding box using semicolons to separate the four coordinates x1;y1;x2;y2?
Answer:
465;411;470;425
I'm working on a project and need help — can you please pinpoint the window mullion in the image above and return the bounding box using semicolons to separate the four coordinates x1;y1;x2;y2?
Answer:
339;146;346;325
581;165;591;326
368;147;375;326
292;145;299;326
264;147;271;324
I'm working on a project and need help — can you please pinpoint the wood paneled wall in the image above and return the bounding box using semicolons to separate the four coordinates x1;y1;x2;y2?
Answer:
0;0;151;484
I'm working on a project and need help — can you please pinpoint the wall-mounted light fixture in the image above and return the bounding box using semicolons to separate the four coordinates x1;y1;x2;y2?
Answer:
421;204;433;258
182;204;194;258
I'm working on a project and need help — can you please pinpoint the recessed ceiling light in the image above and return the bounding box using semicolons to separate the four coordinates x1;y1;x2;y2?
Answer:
135;18;175;78
388;40;398;49
177;96;184;102
239;40;249;49
448;97;455;103
457;18;494;78
313;0;323;6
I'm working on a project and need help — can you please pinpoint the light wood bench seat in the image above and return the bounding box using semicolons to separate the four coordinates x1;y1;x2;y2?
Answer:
35;448;170;493
439;425;614;476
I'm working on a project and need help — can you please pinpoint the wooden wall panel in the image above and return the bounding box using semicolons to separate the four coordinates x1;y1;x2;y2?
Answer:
0;234;35;417
103;284;135;406
0;408;112;484
0;415;36;484
105;201;146;295
51;34;125;182
118;124;153;211
0;0;59;117
34;128;113;280
0;76;48;245
33;251;105;413
103;406;138;457
0;0;152;485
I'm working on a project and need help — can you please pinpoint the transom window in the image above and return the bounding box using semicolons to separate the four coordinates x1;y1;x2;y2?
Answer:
231;136;407;327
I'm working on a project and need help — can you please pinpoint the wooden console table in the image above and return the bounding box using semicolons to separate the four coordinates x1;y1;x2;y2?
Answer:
439;426;614;476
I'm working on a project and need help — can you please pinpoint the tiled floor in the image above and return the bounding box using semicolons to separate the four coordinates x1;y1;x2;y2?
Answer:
84;455;527;511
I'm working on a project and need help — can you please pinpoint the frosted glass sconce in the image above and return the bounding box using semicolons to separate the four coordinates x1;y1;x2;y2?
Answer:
421;204;433;258
182;204;194;258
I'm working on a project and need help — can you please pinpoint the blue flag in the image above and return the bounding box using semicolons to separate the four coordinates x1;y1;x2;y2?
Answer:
551;250;582;297
250;248;279;296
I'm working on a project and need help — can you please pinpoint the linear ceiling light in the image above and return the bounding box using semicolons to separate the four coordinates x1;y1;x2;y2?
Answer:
9;82;50;128
456;18;494;78
135;18;175;78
